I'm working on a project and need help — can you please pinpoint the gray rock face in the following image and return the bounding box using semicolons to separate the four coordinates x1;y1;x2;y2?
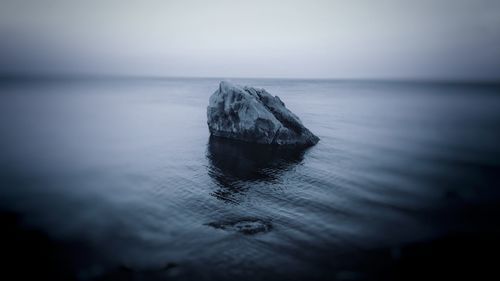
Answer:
207;81;319;146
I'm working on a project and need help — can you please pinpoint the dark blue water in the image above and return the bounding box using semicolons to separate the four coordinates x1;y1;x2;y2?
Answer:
1;78;500;280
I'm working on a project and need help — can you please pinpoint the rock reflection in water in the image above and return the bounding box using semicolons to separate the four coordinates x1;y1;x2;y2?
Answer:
206;135;306;203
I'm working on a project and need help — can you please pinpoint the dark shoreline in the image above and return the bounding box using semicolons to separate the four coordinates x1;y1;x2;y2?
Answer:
3;205;499;281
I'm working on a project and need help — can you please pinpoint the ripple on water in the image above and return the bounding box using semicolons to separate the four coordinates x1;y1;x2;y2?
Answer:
207;218;273;235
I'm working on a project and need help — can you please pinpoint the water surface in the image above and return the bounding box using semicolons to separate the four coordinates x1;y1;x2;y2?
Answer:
1;78;500;280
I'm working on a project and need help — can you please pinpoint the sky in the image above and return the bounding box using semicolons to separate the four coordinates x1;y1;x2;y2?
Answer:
1;0;500;80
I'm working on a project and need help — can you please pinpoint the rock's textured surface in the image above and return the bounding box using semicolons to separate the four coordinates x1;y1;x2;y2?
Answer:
207;81;319;146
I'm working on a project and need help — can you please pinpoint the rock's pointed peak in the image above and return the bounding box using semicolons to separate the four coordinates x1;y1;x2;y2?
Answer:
219;81;242;93
219;80;232;87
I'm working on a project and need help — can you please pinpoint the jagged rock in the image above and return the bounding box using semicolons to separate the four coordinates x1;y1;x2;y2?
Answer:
207;81;319;146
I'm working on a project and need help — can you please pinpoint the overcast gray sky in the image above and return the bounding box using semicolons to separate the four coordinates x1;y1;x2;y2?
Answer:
1;0;500;79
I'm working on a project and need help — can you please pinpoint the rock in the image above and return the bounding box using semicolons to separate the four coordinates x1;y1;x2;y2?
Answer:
207;81;319;146
207;218;272;235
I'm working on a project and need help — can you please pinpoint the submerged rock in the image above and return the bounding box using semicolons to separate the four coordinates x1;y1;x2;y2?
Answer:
207;81;319;146
207;218;272;235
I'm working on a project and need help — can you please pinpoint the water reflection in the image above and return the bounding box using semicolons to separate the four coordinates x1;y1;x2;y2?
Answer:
206;136;305;203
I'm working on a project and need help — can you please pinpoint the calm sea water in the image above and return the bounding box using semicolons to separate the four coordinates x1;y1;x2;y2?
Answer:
1;78;500;280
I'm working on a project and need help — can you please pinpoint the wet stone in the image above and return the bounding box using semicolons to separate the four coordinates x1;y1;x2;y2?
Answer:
207;218;272;235
207;81;319;146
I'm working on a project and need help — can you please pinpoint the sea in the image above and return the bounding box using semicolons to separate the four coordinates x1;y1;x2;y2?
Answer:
1;78;500;280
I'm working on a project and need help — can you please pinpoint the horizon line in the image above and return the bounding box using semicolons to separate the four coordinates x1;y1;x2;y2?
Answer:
1;72;499;85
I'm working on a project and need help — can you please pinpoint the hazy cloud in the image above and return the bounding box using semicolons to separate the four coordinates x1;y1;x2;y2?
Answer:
1;0;499;79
